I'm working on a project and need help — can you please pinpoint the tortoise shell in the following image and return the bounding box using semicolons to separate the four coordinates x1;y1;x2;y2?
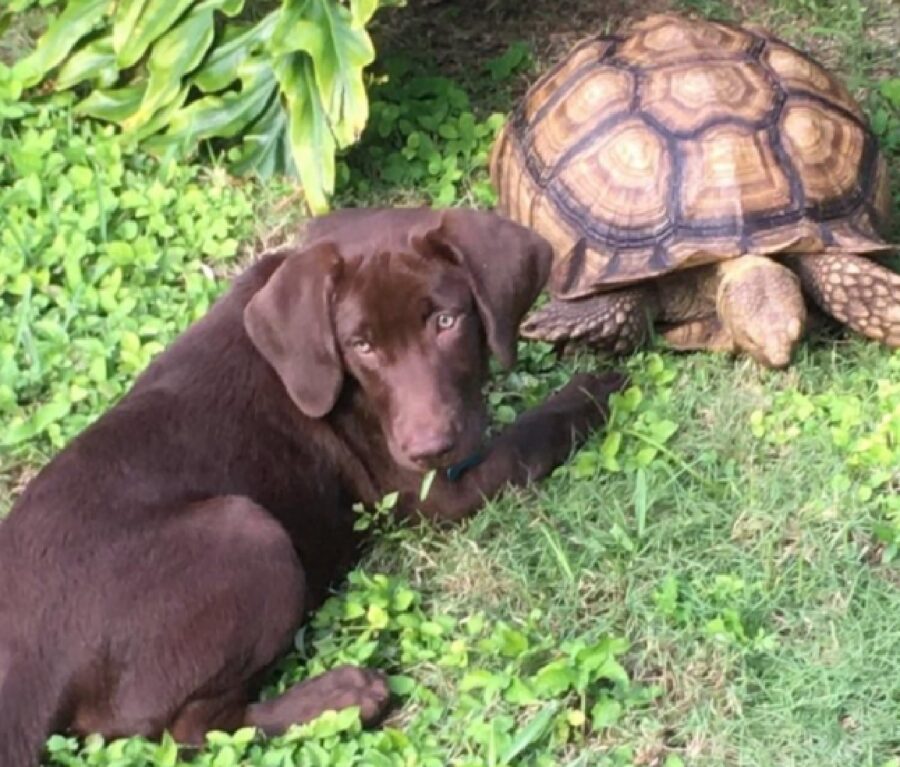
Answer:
490;13;893;299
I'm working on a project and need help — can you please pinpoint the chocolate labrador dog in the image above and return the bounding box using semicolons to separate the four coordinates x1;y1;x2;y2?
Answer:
0;208;625;766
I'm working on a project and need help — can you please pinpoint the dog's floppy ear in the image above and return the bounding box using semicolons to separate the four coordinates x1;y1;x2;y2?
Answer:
244;243;343;418
413;209;553;368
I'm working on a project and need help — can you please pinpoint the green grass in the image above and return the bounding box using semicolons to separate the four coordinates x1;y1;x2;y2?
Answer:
356;342;900;766
2;0;899;765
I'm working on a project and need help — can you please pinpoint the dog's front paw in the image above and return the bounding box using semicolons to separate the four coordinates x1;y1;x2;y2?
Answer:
553;370;629;409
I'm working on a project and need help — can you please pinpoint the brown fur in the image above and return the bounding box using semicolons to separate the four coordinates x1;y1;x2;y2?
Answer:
0;207;625;766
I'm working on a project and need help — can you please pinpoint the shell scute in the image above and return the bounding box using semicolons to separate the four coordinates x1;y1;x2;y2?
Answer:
780;102;865;206
642;60;777;134
530;67;633;176
679;125;793;222
616;14;755;66
761;41;865;120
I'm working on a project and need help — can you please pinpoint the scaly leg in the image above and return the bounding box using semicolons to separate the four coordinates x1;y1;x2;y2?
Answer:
785;253;900;347
520;286;659;353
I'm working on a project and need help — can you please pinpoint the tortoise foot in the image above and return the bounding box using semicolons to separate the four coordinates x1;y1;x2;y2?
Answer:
521;288;655;353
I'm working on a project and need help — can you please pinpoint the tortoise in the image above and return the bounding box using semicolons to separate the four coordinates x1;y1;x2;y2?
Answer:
490;13;899;368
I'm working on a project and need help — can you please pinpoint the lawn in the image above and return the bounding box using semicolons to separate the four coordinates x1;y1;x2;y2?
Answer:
1;0;898;766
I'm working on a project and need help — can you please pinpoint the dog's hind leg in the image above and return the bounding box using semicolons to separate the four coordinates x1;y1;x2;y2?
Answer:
0;642;64;767
169;665;390;743
69;495;389;744
243;665;390;736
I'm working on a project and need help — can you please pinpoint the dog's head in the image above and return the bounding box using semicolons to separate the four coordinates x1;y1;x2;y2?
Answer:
243;208;552;472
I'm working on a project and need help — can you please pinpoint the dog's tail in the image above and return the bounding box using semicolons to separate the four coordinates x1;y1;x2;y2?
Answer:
0;642;60;767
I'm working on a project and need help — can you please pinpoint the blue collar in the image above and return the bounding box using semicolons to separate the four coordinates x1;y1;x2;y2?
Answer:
445;450;485;483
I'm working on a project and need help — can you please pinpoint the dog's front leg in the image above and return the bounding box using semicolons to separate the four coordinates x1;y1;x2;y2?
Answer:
407;371;628;522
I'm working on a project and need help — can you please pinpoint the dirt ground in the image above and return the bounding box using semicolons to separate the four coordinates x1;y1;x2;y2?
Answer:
371;0;671;92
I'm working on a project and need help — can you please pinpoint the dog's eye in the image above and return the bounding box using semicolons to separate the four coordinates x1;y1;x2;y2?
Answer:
351;338;373;354
436;312;457;331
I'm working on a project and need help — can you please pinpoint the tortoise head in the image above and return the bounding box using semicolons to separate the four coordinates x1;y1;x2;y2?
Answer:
716;256;807;369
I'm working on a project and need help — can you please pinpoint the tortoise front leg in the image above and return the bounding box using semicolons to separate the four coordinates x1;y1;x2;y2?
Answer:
785;253;900;347
520;286;659;353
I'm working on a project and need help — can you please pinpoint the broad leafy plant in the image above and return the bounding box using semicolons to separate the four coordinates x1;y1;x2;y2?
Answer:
11;0;400;213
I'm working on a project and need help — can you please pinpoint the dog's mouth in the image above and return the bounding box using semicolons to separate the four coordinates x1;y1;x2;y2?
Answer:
390;409;487;475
